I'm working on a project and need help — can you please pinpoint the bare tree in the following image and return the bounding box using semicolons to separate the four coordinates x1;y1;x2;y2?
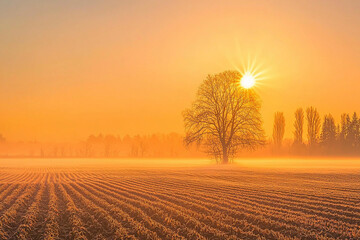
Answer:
183;71;265;163
272;112;285;149
293;108;304;145
306;107;321;147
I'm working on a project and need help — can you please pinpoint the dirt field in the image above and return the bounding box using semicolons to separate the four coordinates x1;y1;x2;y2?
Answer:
0;159;359;239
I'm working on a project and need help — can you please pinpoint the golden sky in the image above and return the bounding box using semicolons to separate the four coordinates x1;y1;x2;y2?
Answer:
1;0;359;141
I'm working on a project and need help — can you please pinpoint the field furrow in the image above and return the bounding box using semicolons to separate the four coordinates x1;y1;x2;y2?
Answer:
13;183;46;239
0;166;359;239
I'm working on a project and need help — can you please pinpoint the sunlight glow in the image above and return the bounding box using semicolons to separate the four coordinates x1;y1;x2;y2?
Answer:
240;72;256;89
229;52;269;91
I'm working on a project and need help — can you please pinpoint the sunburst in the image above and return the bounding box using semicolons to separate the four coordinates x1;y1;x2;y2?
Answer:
227;50;269;90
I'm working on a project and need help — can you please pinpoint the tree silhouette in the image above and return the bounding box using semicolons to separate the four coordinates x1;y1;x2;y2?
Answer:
320;114;337;152
293;108;304;145
306;107;321;148
183;71;265;163
272;112;285;149
353;113;360;150
348;113;360;150
339;113;348;148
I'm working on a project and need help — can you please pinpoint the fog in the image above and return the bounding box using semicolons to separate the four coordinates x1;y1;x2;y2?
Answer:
1;158;359;173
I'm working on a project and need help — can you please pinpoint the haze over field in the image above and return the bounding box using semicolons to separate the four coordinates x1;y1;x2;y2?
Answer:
0;158;360;174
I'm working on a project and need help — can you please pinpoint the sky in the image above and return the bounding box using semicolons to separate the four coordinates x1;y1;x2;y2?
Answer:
0;0;359;142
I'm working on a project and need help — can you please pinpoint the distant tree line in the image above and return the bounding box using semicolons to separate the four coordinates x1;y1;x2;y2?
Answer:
2;107;359;158
272;107;360;155
82;133;201;158
0;133;203;158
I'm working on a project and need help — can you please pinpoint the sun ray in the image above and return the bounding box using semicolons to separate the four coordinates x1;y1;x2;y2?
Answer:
226;46;273;91
240;72;256;89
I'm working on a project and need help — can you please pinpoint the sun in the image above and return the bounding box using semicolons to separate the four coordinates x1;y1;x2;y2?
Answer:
240;72;256;89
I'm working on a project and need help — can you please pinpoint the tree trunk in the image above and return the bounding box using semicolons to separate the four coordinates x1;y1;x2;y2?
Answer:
222;148;228;164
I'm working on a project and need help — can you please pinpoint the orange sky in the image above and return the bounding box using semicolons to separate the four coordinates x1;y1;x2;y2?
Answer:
1;1;359;142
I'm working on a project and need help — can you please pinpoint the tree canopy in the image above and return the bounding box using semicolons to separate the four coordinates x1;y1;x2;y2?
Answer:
183;71;265;163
